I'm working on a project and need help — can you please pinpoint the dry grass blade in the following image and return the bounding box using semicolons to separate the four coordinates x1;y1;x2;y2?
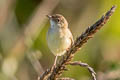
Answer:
57;77;75;80
39;5;116;80
69;61;96;80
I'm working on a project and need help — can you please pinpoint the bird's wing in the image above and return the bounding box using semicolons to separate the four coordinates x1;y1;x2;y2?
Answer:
67;28;74;45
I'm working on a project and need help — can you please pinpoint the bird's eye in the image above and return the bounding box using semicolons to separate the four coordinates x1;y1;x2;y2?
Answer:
57;19;60;22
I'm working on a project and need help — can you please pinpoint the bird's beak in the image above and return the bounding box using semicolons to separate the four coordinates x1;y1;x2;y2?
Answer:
46;15;52;19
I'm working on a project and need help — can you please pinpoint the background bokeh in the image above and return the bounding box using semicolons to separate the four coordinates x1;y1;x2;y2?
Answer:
0;0;120;80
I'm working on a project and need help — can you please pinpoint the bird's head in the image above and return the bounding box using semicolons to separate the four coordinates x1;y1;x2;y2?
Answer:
47;14;68;28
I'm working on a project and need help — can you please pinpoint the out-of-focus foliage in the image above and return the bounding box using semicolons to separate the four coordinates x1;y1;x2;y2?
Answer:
0;0;120;80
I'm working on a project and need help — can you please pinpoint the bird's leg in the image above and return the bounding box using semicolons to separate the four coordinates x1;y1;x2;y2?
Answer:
54;56;58;67
51;56;58;70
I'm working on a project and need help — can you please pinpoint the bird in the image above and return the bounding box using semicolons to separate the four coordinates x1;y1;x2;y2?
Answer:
46;14;73;68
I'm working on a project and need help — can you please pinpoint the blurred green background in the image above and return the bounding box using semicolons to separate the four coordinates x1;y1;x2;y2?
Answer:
0;0;120;80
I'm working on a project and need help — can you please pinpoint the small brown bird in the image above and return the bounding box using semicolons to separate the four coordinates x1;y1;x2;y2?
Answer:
47;14;73;67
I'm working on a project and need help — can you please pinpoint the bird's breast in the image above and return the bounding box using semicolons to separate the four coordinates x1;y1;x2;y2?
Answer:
47;27;71;56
